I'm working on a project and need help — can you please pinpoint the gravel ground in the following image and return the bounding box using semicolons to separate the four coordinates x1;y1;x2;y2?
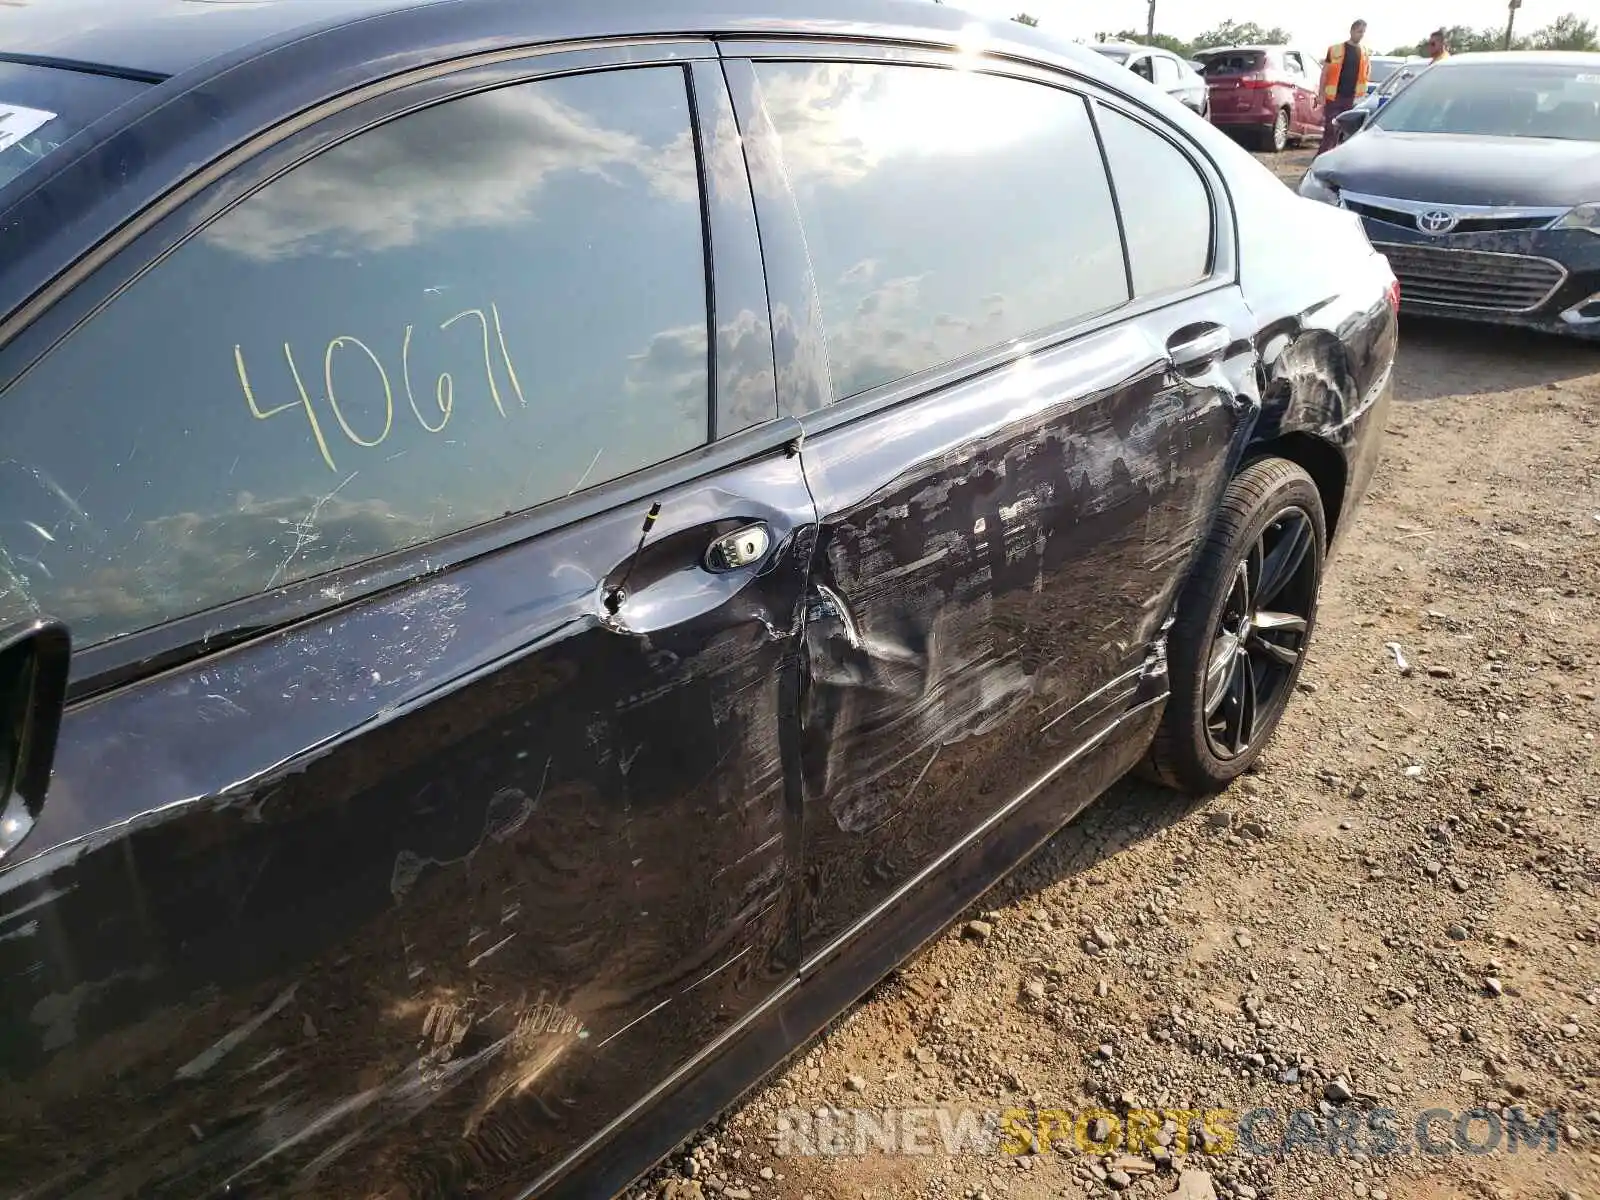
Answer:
633;147;1600;1200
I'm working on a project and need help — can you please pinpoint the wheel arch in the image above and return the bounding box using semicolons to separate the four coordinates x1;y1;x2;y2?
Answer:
1242;431;1348;544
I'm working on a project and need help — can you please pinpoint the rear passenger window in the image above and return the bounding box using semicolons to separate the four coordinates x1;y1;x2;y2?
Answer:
0;66;709;647
1152;56;1179;86
1095;104;1214;297
753;62;1129;401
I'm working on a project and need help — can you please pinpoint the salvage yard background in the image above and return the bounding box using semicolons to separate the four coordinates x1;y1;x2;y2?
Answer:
635;147;1600;1200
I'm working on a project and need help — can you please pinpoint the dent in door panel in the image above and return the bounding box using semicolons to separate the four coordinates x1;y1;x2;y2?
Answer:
797;324;1238;957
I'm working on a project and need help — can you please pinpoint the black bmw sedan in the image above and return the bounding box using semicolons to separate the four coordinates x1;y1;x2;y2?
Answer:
0;1;1395;1197
1300;52;1600;338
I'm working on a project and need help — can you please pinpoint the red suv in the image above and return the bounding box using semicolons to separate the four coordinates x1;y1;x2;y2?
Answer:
1196;45;1325;152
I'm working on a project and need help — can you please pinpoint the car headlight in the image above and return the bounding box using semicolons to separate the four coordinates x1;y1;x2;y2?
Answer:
1297;170;1340;206
1554;203;1600;234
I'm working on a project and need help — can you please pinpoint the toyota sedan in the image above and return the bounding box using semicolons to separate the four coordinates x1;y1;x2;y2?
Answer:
0;1;1396;1196
1302;51;1600;338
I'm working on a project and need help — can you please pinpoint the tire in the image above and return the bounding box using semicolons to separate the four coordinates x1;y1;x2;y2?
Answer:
1265;107;1291;152
1144;458;1326;795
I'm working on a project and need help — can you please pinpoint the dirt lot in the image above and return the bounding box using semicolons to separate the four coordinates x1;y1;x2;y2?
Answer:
637;149;1600;1200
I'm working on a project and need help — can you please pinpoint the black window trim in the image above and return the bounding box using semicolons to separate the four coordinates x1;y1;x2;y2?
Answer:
0;38;790;701
720;37;1239;437
1089;95;1224;300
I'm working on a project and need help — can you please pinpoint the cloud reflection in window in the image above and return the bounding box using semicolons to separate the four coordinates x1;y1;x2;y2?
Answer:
753;61;1130;400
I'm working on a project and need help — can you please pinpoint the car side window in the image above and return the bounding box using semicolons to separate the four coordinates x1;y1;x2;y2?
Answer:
1130;56;1155;82
0;65;710;648
753;62;1129;402
1284;51;1305;75
1151;55;1179;86
1095;104;1213;297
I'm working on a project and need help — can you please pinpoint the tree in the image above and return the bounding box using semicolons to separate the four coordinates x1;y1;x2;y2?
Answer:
1530;13;1599;50
1453;24;1520;51
1389;14;1596;56
1396;23;1538;55
1012;12;1039;26
1190;20;1292;51
1104;28;1194;55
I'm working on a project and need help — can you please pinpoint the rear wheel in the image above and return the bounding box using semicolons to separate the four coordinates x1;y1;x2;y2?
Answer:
1144;458;1326;795
1262;107;1291;152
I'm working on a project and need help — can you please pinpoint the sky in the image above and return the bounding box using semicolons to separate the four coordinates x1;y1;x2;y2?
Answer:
954;0;1600;50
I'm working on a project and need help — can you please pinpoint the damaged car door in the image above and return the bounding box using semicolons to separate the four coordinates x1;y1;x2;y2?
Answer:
727;49;1255;967
0;52;808;1197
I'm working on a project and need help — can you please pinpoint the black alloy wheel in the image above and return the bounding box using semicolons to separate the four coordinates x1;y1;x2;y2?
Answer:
1144;457;1326;794
1201;506;1317;760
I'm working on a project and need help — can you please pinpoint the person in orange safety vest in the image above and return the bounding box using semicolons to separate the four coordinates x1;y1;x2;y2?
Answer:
1317;19;1371;155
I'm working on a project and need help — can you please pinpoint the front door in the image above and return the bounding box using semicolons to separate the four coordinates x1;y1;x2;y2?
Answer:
0;52;807;1198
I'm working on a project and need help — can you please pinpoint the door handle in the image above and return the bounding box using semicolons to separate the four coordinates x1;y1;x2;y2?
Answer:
1167;326;1231;373
705;523;771;573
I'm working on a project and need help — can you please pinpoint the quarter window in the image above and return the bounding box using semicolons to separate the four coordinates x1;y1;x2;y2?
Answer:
1151;55;1179;86
753;62;1129;402
0;66;710;647
1095;104;1214;297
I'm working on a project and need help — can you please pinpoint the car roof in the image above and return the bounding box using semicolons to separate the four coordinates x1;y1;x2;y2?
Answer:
1431;49;1600;68
1;0;1151;82
0;0;415;79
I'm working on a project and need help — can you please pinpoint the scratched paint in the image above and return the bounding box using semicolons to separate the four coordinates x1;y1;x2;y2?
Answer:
788;313;1258;961
0;447;814;1196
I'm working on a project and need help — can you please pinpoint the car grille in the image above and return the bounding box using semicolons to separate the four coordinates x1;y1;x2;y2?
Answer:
1372;243;1567;314
1345;200;1553;234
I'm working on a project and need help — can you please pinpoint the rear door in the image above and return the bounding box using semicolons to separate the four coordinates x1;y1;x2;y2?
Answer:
0;47;805;1198
726;47;1256;968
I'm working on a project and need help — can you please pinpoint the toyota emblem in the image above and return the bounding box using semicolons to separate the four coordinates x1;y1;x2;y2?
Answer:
1417;209;1460;235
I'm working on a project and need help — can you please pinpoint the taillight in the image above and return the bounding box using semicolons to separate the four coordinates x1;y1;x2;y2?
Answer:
1238;75;1276;89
